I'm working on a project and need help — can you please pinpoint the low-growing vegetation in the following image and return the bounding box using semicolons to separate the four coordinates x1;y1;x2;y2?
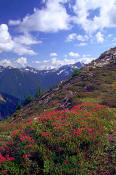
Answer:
0;103;115;174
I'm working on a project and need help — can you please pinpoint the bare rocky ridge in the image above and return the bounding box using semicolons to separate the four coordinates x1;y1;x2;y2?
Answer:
84;47;116;70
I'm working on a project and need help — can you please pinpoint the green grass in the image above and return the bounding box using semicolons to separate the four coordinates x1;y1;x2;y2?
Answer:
0;103;115;174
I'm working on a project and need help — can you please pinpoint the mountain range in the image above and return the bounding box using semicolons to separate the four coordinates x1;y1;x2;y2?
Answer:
0;62;83;118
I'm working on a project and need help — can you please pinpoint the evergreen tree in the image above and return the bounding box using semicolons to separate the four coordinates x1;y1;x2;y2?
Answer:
24;94;33;106
35;86;42;98
16;101;22;110
72;68;80;77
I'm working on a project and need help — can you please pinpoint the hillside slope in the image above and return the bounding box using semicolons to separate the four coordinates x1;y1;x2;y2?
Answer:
0;47;116;175
11;61;116;122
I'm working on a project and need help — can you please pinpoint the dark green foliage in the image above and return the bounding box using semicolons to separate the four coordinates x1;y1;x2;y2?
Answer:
16;101;22;111
24;94;33;106
35;86;42;98
72;68;80;77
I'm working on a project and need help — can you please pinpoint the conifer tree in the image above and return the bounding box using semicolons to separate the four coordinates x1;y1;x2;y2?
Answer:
35;86;42;98
72;68;80;77
16;101;22;110
24;94;33;106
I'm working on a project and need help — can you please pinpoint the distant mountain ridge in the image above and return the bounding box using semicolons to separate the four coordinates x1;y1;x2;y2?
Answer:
0;62;83;118
0;62;83;100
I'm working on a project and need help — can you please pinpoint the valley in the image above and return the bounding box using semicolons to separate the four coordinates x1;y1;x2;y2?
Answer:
0;62;83;118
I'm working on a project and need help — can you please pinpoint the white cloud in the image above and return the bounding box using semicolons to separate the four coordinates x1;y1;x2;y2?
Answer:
16;57;27;67
66;33;77;42
12;0;71;33
69;51;80;57
78;43;87;46
0;24;38;55
13;44;36;55
96;32;104;43
50;52;58;57
9;20;21;26
8;0;116;36
35;57;78;70
73;0;116;33
0;24;14;52
76;35;89;41
14;33;41;45
66;33;89;42
79;56;95;64
0;57;28;68
0;59;13;67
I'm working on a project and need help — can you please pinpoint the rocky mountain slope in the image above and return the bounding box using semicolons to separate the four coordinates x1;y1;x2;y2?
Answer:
84;47;116;69
10;47;116;122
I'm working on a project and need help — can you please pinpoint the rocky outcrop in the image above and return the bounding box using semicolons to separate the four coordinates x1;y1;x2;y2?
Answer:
0;94;6;103
84;47;116;70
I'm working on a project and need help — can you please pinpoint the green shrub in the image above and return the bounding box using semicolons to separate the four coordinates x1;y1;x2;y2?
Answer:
72;68;80;77
24;94;33;106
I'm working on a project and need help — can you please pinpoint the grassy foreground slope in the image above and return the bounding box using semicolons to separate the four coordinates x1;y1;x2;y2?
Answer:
0;47;116;174
0;103;116;174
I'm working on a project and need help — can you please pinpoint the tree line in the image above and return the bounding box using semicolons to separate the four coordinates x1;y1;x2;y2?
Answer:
16;86;42;111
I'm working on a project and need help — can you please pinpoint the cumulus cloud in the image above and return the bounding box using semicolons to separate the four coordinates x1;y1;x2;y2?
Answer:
78;43;87;46
0;59;13;67
8;0;116;46
66;33;89;42
8;0;116;36
9;20;21;26
35;57;78;70
79;57;95;64
13;0;71;33
16;57;27;67
13;44;36;55
0;24;39;55
14;33;41;45
96;32;104;43
0;24;14;52
0;57;28;68
50;52;58;57
72;0;116;33
69;51;80;57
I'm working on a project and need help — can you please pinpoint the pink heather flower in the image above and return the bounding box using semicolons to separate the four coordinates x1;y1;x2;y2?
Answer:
11;130;18;137
23;154;28;159
86;127;92;132
3;170;8;174
42;132;48;137
73;128;82;135
26;121;33;125
54;126;60;129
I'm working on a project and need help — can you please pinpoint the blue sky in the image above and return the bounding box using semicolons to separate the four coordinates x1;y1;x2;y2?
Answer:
0;0;116;69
